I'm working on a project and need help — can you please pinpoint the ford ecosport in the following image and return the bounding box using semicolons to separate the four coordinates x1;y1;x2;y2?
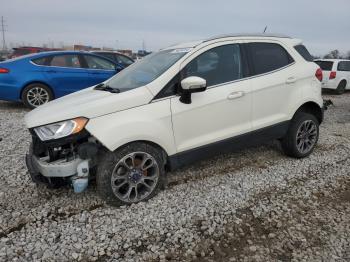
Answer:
25;34;324;206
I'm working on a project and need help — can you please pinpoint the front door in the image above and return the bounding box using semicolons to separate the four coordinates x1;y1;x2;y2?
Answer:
170;43;252;154
44;54;90;97
82;54;117;86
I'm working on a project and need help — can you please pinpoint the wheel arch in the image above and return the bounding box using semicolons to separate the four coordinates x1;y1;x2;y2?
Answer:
111;140;170;169
20;81;55;100
294;101;323;124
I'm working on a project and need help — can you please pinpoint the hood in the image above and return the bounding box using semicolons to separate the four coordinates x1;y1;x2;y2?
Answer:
25;86;154;128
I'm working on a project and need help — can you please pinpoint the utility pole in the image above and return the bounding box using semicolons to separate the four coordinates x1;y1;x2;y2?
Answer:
1;16;6;51
142;40;146;52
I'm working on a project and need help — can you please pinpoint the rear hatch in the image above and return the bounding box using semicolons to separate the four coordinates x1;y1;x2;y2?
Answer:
314;61;334;84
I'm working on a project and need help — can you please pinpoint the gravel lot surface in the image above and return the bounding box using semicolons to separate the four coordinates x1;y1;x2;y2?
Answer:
0;93;350;261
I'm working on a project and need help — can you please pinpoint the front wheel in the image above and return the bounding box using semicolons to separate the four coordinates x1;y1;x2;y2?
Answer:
281;112;319;158
21;83;53;109
96;142;166;206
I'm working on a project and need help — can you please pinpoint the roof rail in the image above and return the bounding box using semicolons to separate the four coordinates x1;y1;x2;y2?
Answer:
204;33;292;42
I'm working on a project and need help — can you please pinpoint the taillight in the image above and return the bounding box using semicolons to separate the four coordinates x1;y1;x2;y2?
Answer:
315;68;323;82
0;68;9;74
329;71;336;79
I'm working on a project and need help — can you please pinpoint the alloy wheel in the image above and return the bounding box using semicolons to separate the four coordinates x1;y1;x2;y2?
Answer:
296;120;318;154
27;87;50;107
111;152;159;203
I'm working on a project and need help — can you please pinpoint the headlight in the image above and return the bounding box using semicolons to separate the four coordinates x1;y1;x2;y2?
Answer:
34;117;88;141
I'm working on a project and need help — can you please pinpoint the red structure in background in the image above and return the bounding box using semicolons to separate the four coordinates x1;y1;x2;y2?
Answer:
10;46;63;58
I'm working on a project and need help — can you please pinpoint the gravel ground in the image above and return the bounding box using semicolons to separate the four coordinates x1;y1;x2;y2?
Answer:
0;93;350;261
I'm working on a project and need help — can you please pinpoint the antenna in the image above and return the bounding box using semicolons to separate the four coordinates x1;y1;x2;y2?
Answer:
263;26;267;33
1;16;7;51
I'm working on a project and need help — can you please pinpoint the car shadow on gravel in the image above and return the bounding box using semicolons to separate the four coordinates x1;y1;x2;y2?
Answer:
0;101;28;111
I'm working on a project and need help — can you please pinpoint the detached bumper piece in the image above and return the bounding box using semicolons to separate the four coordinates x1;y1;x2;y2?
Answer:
323;99;333;110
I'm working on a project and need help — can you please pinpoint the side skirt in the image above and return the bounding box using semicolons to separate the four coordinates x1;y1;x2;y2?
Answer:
168;121;290;171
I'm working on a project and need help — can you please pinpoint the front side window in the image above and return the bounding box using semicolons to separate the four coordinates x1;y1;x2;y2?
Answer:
315;61;334;71
337;61;350;72
106;49;188;91
116;55;134;66
49;55;81;68
182;44;242;87
84;55;116;70
248;43;294;75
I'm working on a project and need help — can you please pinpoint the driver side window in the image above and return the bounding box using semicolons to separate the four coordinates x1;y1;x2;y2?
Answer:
182;44;242;87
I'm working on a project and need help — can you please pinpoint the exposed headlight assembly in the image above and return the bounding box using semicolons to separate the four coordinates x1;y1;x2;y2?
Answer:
34;117;88;141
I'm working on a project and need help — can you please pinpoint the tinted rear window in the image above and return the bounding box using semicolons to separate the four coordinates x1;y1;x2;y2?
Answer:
315;61;333;71
337;61;350;72
248;43;294;75
294;45;313;62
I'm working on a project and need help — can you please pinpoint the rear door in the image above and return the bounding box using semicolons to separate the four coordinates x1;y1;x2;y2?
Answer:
337;61;350;88
44;54;90;97
245;41;298;130
81;54;117;86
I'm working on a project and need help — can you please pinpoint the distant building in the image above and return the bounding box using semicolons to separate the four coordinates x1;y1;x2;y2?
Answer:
117;49;133;57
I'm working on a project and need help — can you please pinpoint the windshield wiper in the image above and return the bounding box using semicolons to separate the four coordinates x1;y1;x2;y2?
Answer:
94;83;120;93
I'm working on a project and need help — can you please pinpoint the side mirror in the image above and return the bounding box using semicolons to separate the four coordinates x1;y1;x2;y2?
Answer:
179;76;207;104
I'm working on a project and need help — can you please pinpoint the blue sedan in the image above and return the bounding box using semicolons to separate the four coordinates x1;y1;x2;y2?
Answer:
0;51;123;108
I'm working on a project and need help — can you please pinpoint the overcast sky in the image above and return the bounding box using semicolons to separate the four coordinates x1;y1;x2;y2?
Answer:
1;0;350;55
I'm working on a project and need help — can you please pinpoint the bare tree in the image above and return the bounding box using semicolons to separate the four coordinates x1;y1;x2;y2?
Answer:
324;49;340;59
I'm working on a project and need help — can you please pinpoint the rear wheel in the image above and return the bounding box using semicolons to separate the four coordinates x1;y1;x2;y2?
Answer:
96;142;166;206
21;83;53;109
335;80;346;95
281;112;319;158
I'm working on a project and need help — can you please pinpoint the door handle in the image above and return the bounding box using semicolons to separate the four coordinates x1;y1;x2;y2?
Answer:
286;77;296;84
227;91;245;100
46;70;57;73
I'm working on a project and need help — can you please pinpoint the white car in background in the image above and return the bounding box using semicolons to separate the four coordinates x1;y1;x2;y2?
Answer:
25;34;324;206
314;59;350;94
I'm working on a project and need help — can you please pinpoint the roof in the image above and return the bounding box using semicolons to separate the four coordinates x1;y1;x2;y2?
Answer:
204;33;291;42
163;33;294;50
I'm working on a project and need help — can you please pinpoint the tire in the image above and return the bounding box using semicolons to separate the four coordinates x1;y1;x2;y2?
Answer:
281;112;319;158
21;83;53;109
335;80;346;95
96;142;167;206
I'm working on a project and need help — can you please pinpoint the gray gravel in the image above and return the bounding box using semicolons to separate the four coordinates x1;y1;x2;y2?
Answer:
0;93;350;261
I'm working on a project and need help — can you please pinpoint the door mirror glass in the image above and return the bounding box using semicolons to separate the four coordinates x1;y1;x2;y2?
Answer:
179;76;207;104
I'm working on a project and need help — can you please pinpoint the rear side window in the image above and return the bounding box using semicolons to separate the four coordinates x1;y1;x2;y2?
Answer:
32;57;47;65
247;43;294;75
337;61;350;72
315;61;333;71
49;55;82;68
294;45;313;62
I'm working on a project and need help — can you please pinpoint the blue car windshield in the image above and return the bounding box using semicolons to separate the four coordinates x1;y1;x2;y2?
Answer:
106;49;188;90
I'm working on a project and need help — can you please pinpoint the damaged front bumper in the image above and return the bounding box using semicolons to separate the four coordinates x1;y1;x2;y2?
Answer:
26;130;100;193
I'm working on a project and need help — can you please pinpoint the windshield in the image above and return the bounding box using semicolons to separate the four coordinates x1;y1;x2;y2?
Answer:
106;49;189;90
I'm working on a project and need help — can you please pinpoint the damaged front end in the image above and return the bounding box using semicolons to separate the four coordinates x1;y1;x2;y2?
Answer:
26;129;101;193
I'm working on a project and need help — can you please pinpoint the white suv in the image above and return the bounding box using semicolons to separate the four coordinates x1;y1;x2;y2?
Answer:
25;34;324;206
315;59;350;94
